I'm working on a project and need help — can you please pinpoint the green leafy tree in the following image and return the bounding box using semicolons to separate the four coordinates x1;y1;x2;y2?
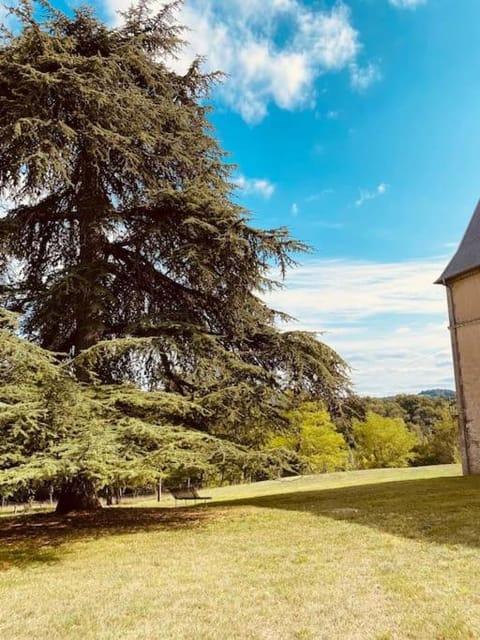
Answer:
413;408;460;466
363;394;459;466
268;402;349;473
0;3;350;510
363;397;406;421
352;412;418;469
332;394;368;447
394;394;447;435
364;394;453;438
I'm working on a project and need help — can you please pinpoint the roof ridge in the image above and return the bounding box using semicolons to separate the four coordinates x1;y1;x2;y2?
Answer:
435;199;480;284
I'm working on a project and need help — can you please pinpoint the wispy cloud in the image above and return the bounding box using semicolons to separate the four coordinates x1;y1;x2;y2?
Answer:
267;257;446;320
389;0;428;8
305;189;334;203
355;182;388;207
264;257;452;395
291;203;299;216
333;323;452;396
233;174;275;199
105;1;376;123
349;62;381;91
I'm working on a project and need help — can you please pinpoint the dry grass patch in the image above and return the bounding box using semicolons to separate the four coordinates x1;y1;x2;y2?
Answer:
2;465;480;639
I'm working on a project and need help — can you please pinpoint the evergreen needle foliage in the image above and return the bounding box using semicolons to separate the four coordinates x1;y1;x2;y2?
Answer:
0;2;350;510
0;314;292;509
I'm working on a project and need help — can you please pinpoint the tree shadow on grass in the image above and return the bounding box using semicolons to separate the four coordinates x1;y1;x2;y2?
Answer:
3;474;480;572
215;474;480;549
0;506;213;571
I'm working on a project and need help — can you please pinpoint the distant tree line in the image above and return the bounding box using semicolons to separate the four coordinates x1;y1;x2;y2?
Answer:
266;393;460;473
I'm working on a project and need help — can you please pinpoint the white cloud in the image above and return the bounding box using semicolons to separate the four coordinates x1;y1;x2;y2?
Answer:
233;174;275;199
355;182;389;207
294;4;359;70
264;257;453;395
291;203;299;216
349;62;381;91
333;323;452;396
105;1;375;123
389;0;427;8
267;257;446;320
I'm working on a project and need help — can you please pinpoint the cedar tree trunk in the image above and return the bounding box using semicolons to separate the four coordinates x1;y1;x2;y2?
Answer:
56;478;102;514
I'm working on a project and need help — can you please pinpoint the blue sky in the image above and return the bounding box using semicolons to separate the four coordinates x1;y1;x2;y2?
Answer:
13;0;480;395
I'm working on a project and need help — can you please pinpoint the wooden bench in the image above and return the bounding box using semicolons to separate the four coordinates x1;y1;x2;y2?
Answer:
170;487;212;506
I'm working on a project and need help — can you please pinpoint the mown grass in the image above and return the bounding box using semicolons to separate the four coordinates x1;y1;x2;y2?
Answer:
2;464;480;639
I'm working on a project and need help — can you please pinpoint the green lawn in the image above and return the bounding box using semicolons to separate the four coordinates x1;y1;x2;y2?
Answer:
3;464;480;639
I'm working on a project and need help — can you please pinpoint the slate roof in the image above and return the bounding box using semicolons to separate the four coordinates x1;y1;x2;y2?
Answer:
436;200;480;284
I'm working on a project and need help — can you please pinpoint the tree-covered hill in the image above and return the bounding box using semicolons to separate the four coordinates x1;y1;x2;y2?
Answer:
419;389;455;399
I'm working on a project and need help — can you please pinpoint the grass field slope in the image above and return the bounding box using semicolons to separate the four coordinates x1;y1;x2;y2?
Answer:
3;464;480;640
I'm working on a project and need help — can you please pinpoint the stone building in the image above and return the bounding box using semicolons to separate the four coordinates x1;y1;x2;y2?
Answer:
436;201;480;474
